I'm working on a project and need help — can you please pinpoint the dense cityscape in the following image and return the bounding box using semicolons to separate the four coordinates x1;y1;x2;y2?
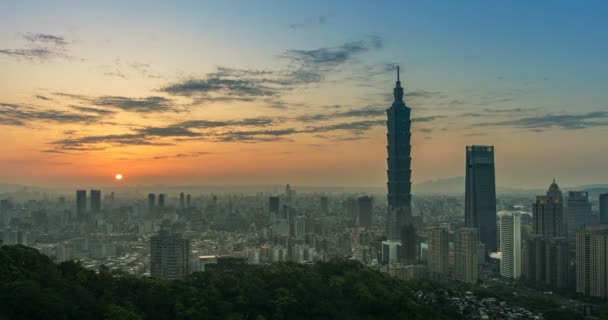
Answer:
2;70;608;319
2;2;608;319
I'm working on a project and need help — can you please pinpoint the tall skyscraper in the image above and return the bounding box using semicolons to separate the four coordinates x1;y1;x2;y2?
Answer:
599;193;608;224
533;180;564;237
320;196;329;215
567;191;592;239
465;145;497;254
179;192;185;209
269;196;280;214
454;227;479;284
148;193;156;215
357;196;373;228
427;226;449;279
150;230;191;280
576;225;608;298
499;211;522;279
186;194;191;208
385;67;415;263
90;190;101;214
158;194;165;213
76;190;87;220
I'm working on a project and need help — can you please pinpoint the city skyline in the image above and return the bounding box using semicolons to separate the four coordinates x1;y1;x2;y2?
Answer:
2;1;608;189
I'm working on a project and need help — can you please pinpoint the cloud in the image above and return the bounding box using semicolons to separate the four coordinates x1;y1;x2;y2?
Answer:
289;16;328;29
306;119;385;134
407;90;446;100
52;133;175;151
412;115;445;122
56;93;180;113
70;105;116;115
22;33;68;46
0;33;71;62
34;95;52;101
479;111;608;130
282;35;383;67
161;37;384;104
296;105;385;122
49;116;278;150
92;96;178;113
154;151;212;160
0;102;101;126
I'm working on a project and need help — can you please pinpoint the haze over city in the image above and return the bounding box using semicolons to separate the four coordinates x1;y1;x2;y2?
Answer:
2;1;607;188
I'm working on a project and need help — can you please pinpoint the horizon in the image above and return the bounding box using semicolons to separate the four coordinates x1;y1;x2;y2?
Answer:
2;1;608;189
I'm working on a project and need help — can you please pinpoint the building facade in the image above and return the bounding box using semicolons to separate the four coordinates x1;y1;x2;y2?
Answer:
465;145;497;254
567;191;592;239
454;227;479;284
533;180;564;238
427;226;449;279
385;67;416;264
150;230;191;280
600;193;608;224
576;226;608;298
499;211;522;279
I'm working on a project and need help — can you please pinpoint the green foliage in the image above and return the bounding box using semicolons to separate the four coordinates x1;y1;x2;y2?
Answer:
0;245;560;319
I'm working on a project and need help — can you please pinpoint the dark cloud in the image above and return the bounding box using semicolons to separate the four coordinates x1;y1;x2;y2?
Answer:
161;37;384;104
70;105;116;115
49;116;278;150
306;119;385;134
0;102;101;126
52;133;175;151
296;105;384;122
407;90;447;100
0;33;70;61
478;111;608;130
92;96;178;113
154;152;212;160
22;33;68;46
34;95;52;101
412;115;445;122
282;36;383;67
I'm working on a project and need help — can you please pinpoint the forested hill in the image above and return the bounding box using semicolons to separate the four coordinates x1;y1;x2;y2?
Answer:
0;245;461;320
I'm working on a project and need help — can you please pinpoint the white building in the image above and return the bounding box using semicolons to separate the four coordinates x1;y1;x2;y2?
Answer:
499;211;522;279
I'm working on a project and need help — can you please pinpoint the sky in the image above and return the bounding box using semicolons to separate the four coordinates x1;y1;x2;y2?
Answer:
1;1;607;189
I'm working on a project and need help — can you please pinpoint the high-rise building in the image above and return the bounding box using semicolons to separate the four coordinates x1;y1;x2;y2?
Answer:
567;191;592;239
533;180;564;237
320;196;329;215
454;228;479;284
150;230;191;280
76;190;87;220
269;196;280;214
147;193;156;215
186;194;191;208
576;225;608;298
427;226;449;279
385;67;415;264
600;193;608;224
465;145;497;254
179;192;185;209
357;196;373;228
90;190;101;214
158;194;165;213
499;211;522;279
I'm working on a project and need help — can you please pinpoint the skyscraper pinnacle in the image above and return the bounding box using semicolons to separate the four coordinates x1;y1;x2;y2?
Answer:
393;65;404;102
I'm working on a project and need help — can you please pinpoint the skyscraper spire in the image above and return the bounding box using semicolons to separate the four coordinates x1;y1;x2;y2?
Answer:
397;65;400;82
393;65;404;102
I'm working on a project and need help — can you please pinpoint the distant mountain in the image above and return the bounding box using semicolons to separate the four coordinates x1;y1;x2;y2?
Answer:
413;177;465;194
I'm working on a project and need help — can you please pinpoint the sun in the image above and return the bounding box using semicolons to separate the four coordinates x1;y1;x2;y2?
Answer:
115;173;123;180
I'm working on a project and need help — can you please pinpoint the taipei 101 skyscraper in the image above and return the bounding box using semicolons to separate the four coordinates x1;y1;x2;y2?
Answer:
386;67;417;264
